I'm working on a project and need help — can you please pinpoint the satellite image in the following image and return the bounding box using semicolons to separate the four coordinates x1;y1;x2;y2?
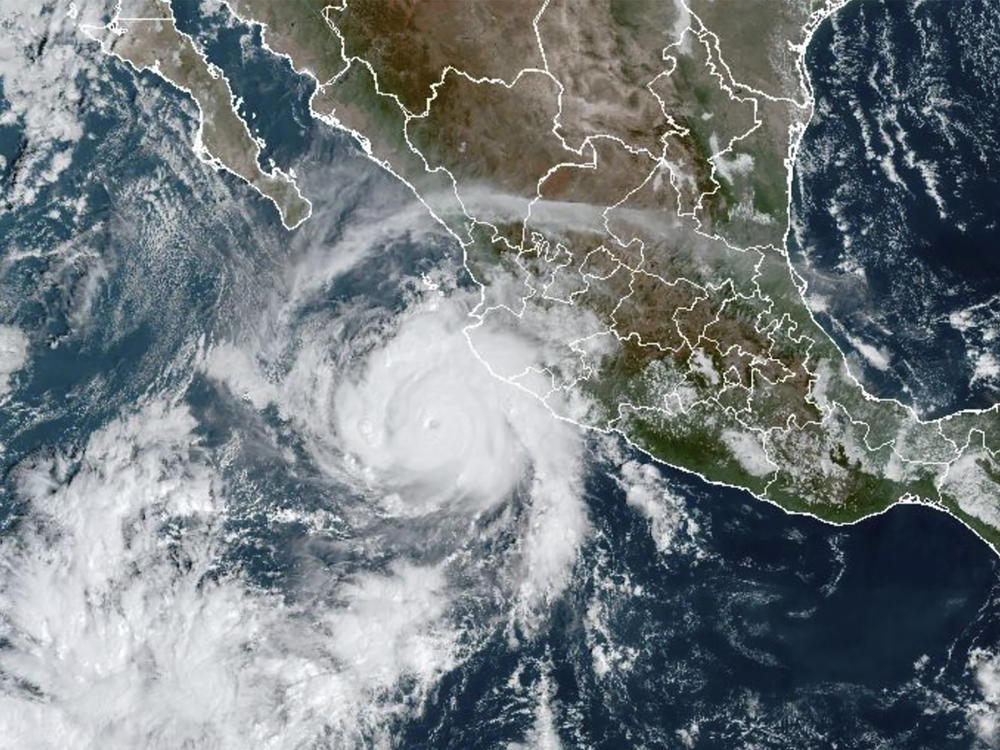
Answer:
1;0;1000;747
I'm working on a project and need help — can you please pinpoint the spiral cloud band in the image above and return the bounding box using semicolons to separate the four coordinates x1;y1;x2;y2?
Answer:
334;309;532;512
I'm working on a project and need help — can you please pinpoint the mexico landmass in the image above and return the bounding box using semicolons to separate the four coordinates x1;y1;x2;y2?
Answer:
87;0;1000;552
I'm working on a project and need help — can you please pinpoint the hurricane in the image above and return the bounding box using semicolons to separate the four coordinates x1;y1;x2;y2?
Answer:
333;307;533;512
0;191;592;746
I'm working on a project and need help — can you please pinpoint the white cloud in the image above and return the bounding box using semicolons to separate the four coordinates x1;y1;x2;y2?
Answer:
844;331;892;372
613;453;705;559
206;278;593;630
967;647;1000;747
0;400;465;748
0;0;108;208
333;306;532;512
721;428;776;478
0;324;28;396
507;670;564;750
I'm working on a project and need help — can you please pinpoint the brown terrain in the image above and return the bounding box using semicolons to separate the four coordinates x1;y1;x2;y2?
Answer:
90;0;311;228
96;0;1000;545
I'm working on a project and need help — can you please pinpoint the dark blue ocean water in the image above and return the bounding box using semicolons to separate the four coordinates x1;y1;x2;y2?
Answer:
791;0;1000;417
399;459;1000;749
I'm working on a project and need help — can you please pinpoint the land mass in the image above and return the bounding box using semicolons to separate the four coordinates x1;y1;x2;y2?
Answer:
83;0;312;229
88;0;1000;550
